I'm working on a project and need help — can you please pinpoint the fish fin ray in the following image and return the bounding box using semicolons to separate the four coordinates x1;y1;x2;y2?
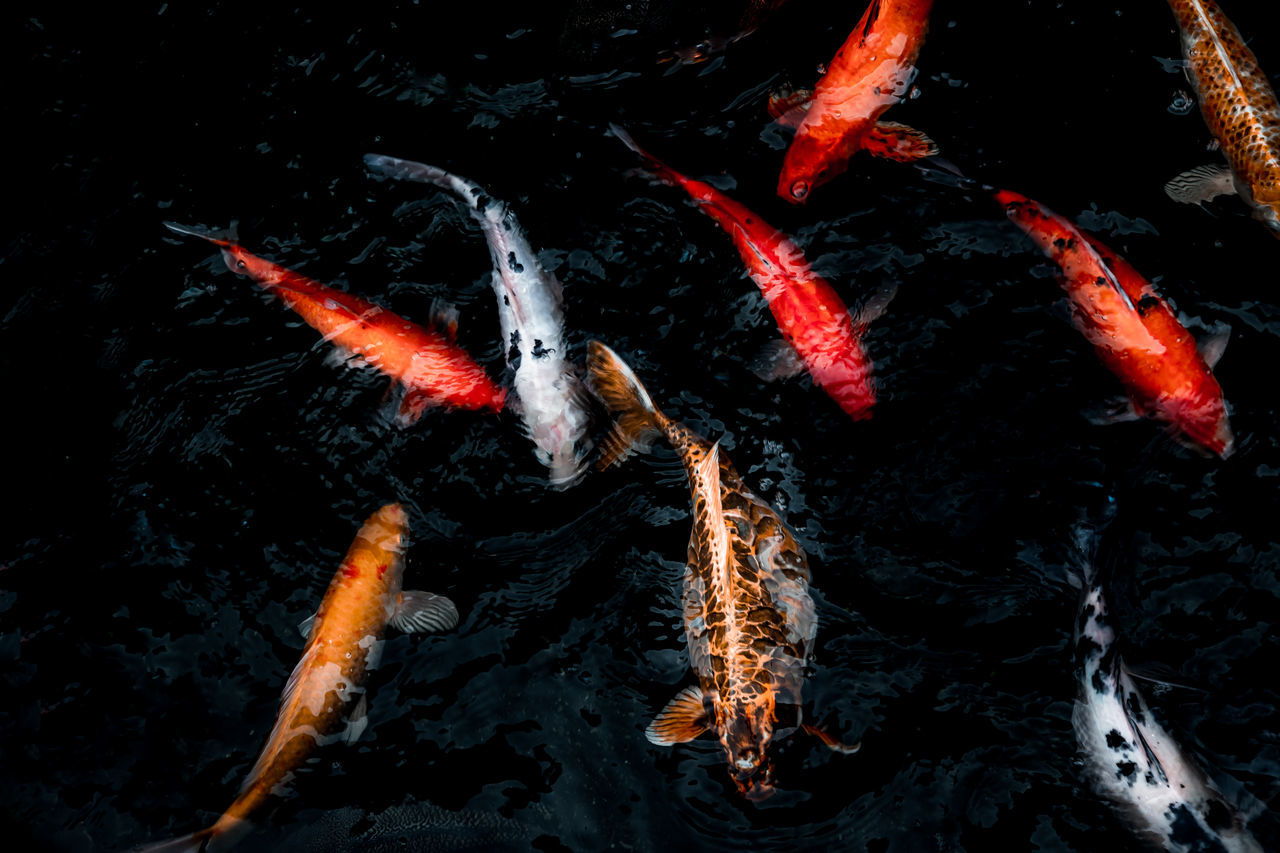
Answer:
851;281;899;331
586;340;668;470
767;88;814;129
749;339;806;382
864;121;940;162
1164;164;1236;206
391;590;459;634
1199;327;1230;369
428;298;460;341
1084;396;1143;425
297;614;317;639
646;685;710;745
396;387;440;427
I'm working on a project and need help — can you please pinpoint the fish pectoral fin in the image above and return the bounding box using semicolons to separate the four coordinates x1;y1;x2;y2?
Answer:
645;685;710;746
1084;395;1143;426
864;121;940;163
851;281;899;331
391;590;460;634
297;613;317;639
1198;326;1230;369
344;693;369;745
749;339;806;382
428;298;460;341
396;387;439;427
1164;164;1236;206
801;723;862;755
767;88;814;130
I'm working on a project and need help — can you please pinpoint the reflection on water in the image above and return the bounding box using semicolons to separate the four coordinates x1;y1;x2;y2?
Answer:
6;1;1280;851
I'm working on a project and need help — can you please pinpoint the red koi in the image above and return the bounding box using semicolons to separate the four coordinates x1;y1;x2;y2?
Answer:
777;0;937;203
166;224;506;421
995;190;1233;458
612;126;889;422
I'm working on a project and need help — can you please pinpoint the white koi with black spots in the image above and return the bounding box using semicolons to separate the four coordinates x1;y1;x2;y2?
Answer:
364;153;594;487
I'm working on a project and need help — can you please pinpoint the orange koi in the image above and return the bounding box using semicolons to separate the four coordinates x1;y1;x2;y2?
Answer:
995;190;1233;458
777;0;937;203
140;504;458;852
587;341;856;801
1163;0;1280;236
611;126;891;422
165;224;506;420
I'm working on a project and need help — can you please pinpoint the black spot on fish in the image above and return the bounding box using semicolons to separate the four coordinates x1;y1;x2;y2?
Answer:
1095;276;1108;288
1137;294;1160;316
507;252;525;274
1168;803;1217;847
531;339;554;359
1117;760;1137;778
1204;798;1234;832
503;294;510;306
1105;729;1128;750
1053;237;1066;250
508;330;522;369
1092;669;1109;695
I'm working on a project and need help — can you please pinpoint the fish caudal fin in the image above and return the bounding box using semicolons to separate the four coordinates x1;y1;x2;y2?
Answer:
390;590;460;633
863;121;939;163
136;814;247;853
1165;164;1236;206
586;340;668;470
646;685;710;745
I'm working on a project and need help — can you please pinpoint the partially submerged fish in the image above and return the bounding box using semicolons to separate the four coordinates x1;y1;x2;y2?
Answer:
165;223;506;421
363;154;594;488
612;125;890;422
994;190;1234;458
777;0;937;203
1071;522;1262;852
587;340;855;801
141;504;459;852
1163;0;1280;236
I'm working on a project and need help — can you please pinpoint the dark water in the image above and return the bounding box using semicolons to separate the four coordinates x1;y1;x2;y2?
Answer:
7;1;1280;850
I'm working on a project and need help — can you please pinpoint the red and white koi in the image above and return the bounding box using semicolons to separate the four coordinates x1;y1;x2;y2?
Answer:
1163;0;1280;236
165;224;506;421
777;0;937;204
995;190;1234;458
363;155;594;488
140;504;458;852
611;125;890;422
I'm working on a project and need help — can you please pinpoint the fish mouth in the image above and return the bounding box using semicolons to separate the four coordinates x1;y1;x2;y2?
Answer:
789;180;810;201
734;775;776;802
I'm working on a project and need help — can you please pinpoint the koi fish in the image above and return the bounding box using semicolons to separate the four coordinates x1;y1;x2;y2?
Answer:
362;155;594;488
165;224;506;421
611;125;891;422
994;190;1234;458
141;503;459;852
657;0;788;65
777;0;937;203
1163;0;1280;236
1071;521;1262;853
587;341;856;801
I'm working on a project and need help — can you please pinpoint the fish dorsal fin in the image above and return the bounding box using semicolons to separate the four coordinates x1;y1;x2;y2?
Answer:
859;0;883;42
390;590;459;634
646;685;710;745
1118;663;1169;785
1078;237;1138;314
694;441;729;577
1165;164;1237;206
1188;0;1245;93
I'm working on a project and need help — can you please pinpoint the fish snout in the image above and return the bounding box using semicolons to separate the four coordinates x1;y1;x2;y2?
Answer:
789;180;810;202
731;753;776;802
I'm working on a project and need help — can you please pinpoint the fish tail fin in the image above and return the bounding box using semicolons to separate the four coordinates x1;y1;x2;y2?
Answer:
135;819;237;853
586;340;668;470
608;124;685;189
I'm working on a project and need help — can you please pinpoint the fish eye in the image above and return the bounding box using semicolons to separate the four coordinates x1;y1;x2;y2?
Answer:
236;259;247;269
791;181;809;200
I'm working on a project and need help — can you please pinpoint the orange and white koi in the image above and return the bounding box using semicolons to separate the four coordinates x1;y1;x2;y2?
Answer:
777;0;937;203
165;224;506;421
611;125;891;422
140;504;458;852
995;190;1233;458
1163;0;1280;236
587;341;856;801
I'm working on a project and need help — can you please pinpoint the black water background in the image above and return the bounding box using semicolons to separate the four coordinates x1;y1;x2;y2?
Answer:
6;1;1280;850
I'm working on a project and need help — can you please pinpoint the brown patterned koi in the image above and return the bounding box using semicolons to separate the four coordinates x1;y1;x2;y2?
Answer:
586;341;856;801
1164;0;1280;236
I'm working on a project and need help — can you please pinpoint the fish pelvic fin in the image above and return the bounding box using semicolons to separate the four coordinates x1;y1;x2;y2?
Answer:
646;685;710;745
863;121;940;163
802;723;862;754
586;340;668;470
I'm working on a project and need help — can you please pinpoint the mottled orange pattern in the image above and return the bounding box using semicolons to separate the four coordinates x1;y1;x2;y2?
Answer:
1170;0;1280;229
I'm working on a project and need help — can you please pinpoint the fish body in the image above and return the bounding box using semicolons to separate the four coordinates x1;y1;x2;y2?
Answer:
363;154;594;487
587;341;817;801
1072;529;1261;852
1165;0;1280;235
612;127;883;421
994;190;1233;458
142;504;459;851
777;0;936;203
165;224;506;420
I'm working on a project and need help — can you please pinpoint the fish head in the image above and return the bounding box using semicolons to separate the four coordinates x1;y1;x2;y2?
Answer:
532;420;589;489
721;713;777;801
776;138;844;205
220;245;282;283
